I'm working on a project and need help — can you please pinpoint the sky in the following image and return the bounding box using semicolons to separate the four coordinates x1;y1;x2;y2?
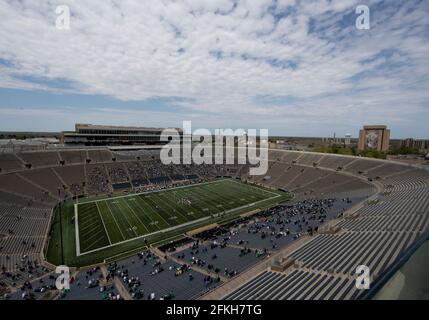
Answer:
0;0;428;138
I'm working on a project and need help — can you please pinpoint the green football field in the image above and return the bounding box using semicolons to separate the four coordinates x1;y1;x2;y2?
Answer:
75;179;281;255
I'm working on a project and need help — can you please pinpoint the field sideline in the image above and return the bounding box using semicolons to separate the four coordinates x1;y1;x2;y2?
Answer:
75;179;281;255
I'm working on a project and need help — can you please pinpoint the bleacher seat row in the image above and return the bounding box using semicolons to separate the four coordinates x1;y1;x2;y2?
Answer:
223;151;429;300
0;149;428;301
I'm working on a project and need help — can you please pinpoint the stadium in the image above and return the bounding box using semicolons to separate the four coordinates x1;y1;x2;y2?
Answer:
1;0;429;309
0;145;427;300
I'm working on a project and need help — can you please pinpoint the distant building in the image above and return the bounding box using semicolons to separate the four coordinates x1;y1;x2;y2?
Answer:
345;133;352;146
0;138;58;152
61;123;182;146
358;125;390;152
400;138;429;152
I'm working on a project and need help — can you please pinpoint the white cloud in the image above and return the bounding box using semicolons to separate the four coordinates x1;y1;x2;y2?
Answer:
0;0;428;137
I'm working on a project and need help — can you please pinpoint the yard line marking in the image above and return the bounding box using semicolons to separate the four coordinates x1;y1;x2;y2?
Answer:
80;218;102;232
85;240;106;251
172;187;208;218
122;198;151;233
75;179;286;256
82;178;230;205
95;202;112;245
151;192;190;222
134;196;171;228
103;201;126;241
112;200;139;237
75;203;80;256
81;228;105;248
187;187;222;210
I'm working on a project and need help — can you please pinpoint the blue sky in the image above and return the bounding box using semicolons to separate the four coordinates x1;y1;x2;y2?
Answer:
0;0;428;138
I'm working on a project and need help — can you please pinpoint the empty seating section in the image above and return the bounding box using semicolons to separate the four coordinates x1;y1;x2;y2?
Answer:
366;163;410;178
280;152;302;163
132;149;160;161
53;165;85;196
336;214;428;232
0;204;49;219
290;231;417;275
343;158;382;174
0;202;51;274
268;150;285;161
357;193;429;218
0;190;36;207
59;150;86;164
288;168;328;190
18;151;59;168
88;150;112;163
222;152;429;300
111;151;137;161
295;173;352;193
224;270;362;300
263;162;287;186
274;165;305;189
0;153;24;172
313;179;372;199
0;216;48;238
318;155;356;170
20;169;64;198
0;173;54;203
383;169;429;191
296;153;323;166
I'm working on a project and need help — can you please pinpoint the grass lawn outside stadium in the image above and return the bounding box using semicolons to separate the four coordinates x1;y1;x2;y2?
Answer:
46;178;291;267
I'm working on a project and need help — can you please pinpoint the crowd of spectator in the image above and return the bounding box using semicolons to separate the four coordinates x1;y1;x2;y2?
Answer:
106;250;219;300
106;164;129;183
86;165;111;195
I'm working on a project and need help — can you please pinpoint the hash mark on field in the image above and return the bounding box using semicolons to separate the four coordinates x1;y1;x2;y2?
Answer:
80;219;101;232
121;198;151;233
152;192;189;223
77;179;284;256
139;200;171;228
82;228;104;246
